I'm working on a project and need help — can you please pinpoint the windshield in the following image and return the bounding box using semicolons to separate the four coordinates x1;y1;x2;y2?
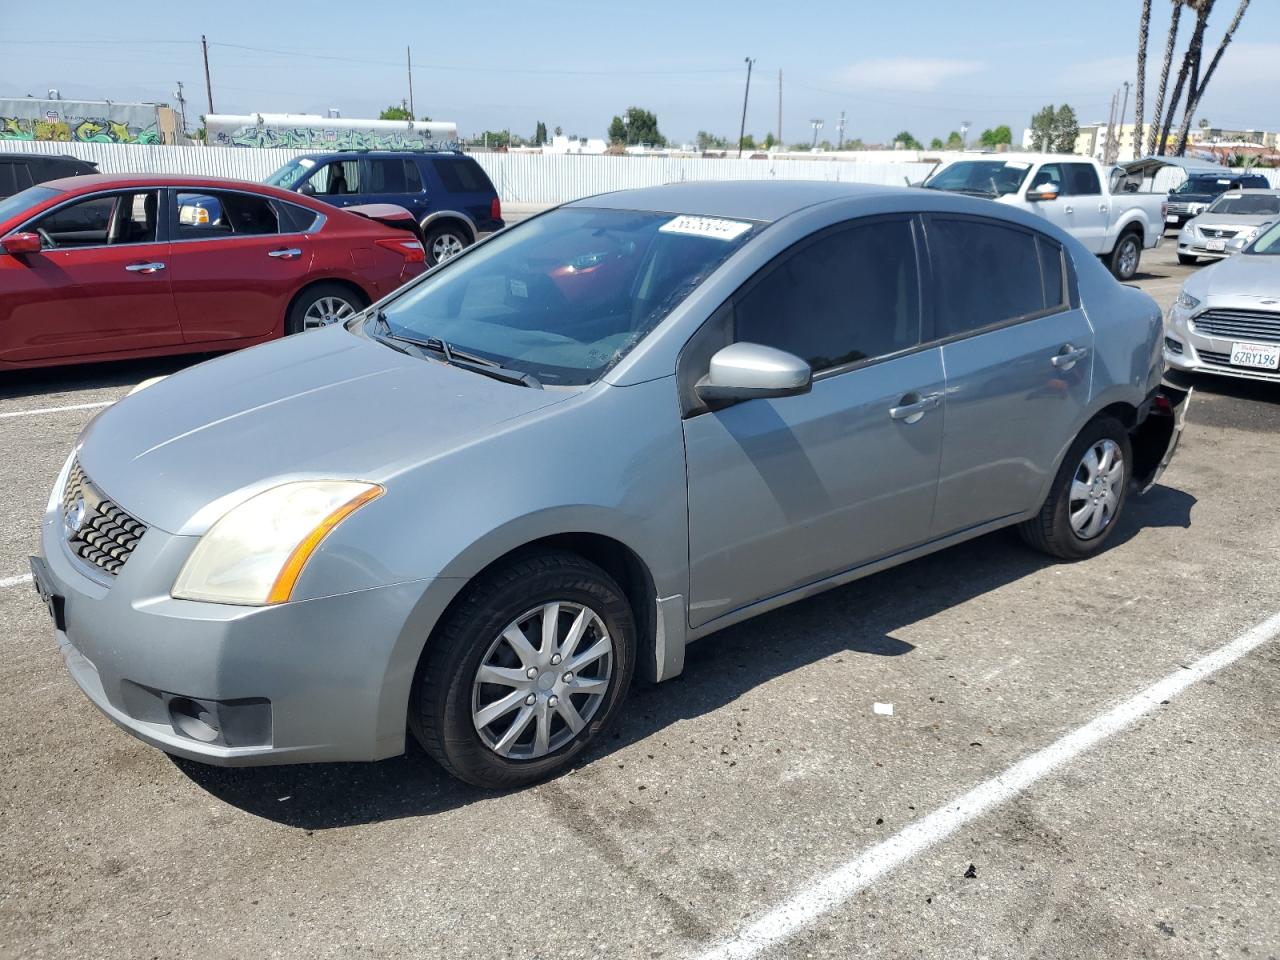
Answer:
0;185;60;226
373;207;757;386
1207;192;1280;216
1173;176;1233;196
264;158;317;189
1247;221;1280;256
924;160;1031;197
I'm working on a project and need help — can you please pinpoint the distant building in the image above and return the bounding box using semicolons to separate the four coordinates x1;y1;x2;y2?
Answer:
0;95;185;144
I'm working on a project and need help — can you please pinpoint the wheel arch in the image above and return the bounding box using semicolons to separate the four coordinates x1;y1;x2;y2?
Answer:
420;210;477;243
283;277;372;333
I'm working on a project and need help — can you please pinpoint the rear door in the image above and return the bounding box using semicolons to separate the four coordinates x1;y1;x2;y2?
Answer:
166;188;316;343
0;188;180;363
924;215;1093;537
682;215;945;627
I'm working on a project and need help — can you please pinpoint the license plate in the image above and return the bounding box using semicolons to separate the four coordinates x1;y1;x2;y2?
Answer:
28;555;66;631
1205;238;1227;252
1166;215;1180;223
1230;341;1280;370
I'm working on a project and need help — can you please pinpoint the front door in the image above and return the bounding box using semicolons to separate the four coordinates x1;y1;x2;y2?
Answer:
682;216;945;628
0;189;180;364
923;215;1094;536
167;188;315;343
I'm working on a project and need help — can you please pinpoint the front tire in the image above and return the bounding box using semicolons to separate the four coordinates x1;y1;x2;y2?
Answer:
409;551;636;788
1108;231;1142;281
1019;417;1132;560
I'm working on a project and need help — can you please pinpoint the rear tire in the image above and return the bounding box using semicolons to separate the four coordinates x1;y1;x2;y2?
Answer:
1108;230;1143;281
1019;417;1132;561
409;551;636;789
424;223;471;267
1177;253;1199;265
285;282;366;335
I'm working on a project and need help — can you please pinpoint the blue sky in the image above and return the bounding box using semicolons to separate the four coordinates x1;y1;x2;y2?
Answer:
1;0;1276;145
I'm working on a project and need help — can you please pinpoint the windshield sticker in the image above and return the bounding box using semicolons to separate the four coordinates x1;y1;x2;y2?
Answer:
659;215;752;241
1005;161;1032;169
1222;193;1242;200
509;279;528;298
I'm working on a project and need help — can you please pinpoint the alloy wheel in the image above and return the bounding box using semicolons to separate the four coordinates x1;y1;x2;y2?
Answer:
1069;438;1124;539
301;295;356;330
1118;238;1139;278
431;232;466;262
471;601;614;760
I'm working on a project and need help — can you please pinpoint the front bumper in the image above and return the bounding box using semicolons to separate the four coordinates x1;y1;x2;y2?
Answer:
1177;239;1230;261
1164;314;1280;383
36;503;435;766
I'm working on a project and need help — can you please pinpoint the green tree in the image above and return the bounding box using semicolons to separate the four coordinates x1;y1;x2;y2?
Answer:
893;130;923;150
740;132;758;150
554;125;563;137
930;136;944;149
979;125;1013;147
1051;104;1079;153
1029;104;1056;151
379;105;414;121
478;130;511;148
945;130;964;149
608;106;665;146
696;130;730;151
763;132;777;149
533;120;548;146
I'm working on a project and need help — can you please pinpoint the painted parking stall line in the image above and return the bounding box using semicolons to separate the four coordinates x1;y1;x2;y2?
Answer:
1;574;34;589
694;608;1280;960
0;400;114;420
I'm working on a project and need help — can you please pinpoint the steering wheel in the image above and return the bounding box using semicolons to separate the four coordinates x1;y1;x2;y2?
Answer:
36;227;55;249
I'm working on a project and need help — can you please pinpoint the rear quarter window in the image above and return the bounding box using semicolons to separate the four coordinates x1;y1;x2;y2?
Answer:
432;158;493;194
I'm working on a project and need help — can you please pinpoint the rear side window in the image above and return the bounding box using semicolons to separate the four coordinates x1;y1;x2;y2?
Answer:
175;190;279;239
365;158;408;193
733;218;921;372
1063;163;1101;196
929;218;1047;337
433;158;491;193
1037;236;1065;309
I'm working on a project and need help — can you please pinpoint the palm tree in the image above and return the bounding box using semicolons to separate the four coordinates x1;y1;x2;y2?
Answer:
1174;0;1251;154
1158;0;1214;156
1134;0;1152;157
1147;0;1185;155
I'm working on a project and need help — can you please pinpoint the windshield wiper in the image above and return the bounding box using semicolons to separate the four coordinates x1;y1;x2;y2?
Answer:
368;311;542;389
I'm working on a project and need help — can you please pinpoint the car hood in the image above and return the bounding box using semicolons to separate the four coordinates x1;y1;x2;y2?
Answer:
76;326;572;534
1190;213;1276;229
1186;252;1280;302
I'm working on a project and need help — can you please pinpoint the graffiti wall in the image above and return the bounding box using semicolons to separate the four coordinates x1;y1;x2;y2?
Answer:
0;98;162;143
205;114;459;151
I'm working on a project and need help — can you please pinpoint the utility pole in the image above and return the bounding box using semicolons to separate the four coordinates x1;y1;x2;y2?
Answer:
777;69;782;151
201;35;214;116
960;120;971;150
1117;80;1132;161
173;81;188;139
1104;89;1118;164
737;57;755;158
810;118;823;149
836;110;846;150
407;46;415;119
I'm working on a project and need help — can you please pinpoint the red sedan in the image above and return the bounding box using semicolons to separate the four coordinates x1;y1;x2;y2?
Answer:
0;174;426;370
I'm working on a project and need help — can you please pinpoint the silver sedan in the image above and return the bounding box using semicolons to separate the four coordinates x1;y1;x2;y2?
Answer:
32;181;1187;788
1177;188;1280;264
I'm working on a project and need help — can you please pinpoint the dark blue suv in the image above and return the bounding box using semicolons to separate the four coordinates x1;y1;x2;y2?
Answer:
266;151;503;265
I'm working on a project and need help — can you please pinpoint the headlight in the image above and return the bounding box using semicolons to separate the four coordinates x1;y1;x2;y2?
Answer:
172;480;383;605
1175;290;1201;311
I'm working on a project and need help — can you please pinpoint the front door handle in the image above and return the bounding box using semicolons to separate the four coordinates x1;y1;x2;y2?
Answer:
1051;345;1090;369
268;248;303;259
124;262;165;273
889;392;941;424
1064;205;1074;214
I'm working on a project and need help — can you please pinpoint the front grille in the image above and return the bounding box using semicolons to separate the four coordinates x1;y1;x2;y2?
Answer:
62;460;147;576
1197;227;1239;239
1197;348;1232;365
1192;308;1280;343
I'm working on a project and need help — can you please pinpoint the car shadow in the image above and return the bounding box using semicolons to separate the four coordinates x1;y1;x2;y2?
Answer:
174;483;1196;830
0;355;211;402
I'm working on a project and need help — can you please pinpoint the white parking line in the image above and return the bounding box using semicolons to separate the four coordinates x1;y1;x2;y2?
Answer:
694;609;1280;960
0;400;114;420
1;574;33;589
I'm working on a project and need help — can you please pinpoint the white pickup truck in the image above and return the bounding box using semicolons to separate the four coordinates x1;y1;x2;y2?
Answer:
922;153;1165;281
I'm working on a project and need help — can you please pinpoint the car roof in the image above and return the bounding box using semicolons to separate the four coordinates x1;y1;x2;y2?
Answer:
568;180;903;223
37;173;309;200
293;150;466;160
1216;187;1280;195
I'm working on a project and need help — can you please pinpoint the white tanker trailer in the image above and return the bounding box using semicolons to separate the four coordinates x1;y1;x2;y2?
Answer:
206;113;459;150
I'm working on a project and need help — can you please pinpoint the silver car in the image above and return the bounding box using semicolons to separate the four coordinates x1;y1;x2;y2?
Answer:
31;182;1187;788
1177;188;1280;264
1166;217;1280;381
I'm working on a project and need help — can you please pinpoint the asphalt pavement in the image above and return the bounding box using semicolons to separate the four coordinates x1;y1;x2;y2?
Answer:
1;237;1277;960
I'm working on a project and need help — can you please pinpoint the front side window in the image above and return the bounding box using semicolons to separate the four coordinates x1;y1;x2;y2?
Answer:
929;218;1052;337
305;160;361;195
31;190;159;249
375;207;757;386
924;160;1032;198
1028;164;1064;193
731;218;920;372
175;191;279;239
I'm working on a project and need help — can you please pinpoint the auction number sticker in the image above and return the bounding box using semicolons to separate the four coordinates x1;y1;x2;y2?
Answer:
660;215;753;241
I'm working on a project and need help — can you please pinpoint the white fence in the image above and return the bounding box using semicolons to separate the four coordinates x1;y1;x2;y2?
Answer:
6;140;1278;203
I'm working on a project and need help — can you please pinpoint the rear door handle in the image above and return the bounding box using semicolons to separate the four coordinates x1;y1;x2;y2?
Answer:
268;248;303;259
1051;345;1089;369
124;262;165;273
889;392;941;423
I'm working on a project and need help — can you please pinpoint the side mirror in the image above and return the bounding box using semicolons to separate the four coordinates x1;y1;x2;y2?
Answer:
1026;184;1059;202
0;232;42;255
695;342;812;404
298;182;316;196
